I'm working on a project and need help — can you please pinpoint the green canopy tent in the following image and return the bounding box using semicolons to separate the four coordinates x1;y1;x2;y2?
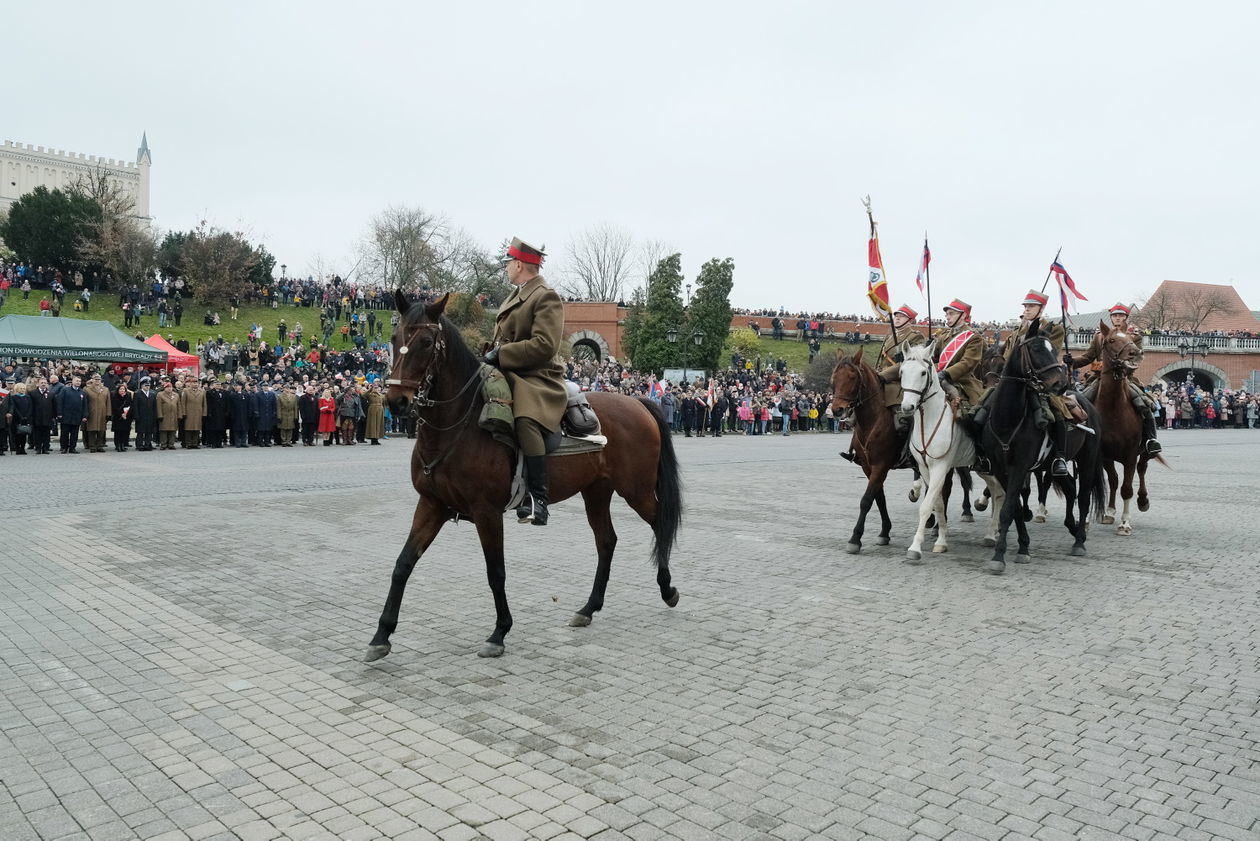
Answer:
0;315;169;364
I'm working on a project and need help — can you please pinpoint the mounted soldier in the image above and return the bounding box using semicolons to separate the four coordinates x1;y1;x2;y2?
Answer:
842;304;922;464
483;237;567;526
974;289;1073;477
1070;303;1162;455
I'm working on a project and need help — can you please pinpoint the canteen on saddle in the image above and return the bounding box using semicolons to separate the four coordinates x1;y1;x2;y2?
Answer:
476;366;603;450
562;380;602;437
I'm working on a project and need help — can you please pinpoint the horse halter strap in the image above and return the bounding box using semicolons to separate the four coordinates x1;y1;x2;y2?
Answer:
1005;335;1065;394
386;320;446;405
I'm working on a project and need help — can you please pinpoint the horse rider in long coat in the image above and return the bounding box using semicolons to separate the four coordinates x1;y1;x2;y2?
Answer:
1070;302;1162;455
843;304;924;465
483;237;566;526
971;290;1072;476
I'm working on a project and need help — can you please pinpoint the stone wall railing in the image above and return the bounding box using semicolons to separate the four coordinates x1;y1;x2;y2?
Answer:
1065;333;1260;353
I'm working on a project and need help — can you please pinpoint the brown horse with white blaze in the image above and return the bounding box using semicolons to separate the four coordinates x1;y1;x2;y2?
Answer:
366;291;682;661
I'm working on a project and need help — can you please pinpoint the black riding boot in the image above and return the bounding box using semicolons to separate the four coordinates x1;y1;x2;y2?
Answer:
517;454;551;526
1050;418;1069;477
1142;412;1162;455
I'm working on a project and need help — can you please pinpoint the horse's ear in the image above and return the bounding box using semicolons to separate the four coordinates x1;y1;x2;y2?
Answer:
394;289;410;315
1098;319;1110;337
426;293;450;320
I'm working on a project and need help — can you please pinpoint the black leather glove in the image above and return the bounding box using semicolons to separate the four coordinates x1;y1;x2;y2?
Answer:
483;347;500;367
938;370;952;385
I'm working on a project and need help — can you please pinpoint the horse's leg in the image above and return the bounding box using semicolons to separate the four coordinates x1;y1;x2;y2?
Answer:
365;497;450;662
1033;471;1050;523
932;473;951;554
1103;459;1119;524
473;512;512;657
958;468;974;522
1117;457;1136;536
1058;473;1080;555
906;466;945;564
981;476;1003;547
1020;474;1033;522
989;468;1029;573
908;462;922;503
974;486;990;512
1136;454;1151;513
874;486;892;546
571;487;617;627
847;466;889;554
623;477;680;608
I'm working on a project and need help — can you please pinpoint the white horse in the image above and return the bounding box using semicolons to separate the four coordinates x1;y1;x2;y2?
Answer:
898;344;1003;562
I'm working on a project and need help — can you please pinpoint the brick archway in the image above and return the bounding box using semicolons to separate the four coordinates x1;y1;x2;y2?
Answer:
1151;359;1227;389
566;329;610;362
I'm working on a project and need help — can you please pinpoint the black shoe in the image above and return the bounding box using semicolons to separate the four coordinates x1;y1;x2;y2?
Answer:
1145;439;1162;455
839;451;856;462
519;454;550;526
972;406;989;428
1050;457;1069;477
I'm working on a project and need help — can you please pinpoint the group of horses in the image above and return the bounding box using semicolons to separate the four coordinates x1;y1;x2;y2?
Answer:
830;319;1162;575
368;293;1160;660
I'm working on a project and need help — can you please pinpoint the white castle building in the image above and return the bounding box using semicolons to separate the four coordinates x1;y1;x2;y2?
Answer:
0;133;152;222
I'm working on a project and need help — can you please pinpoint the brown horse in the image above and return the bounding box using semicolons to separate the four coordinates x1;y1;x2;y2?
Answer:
366;292;682;661
830;348;971;553
1092;322;1164;535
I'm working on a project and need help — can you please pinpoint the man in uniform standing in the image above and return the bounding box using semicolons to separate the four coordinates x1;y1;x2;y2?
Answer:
181;377;207;449
56;375;87;453
133;377;158;451
83;373;111;453
1070;303;1161;455
156;381;181;450
483;237;566;526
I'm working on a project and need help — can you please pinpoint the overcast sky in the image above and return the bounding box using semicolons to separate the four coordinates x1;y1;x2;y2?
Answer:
7;1;1258;320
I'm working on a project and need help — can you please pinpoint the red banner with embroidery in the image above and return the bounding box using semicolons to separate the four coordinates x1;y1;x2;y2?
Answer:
936;330;976;372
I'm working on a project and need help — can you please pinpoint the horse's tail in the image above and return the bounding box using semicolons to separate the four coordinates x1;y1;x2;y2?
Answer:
1088;449;1107;523
638;397;682;569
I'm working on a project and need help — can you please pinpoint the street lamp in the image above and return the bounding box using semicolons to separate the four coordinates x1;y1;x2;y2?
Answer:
667;326;706;384
1177;340;1211;388
280;263;287;279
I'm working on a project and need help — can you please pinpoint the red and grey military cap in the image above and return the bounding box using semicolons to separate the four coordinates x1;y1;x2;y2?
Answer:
942;299;972;319
1108;302;1132;316
1022;289;1049;308
894;304;918;320
505;237;546;266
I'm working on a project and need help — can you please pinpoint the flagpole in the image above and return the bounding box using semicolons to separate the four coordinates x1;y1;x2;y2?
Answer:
1039;246;1063;295
863;196;899;352
924;232;932;343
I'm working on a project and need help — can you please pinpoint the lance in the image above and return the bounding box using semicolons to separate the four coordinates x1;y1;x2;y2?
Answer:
1038;246;1063;295
924;231;932;345
863;196;898;361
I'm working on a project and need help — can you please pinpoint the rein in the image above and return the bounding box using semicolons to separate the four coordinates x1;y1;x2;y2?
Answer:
904;363;957;460
990;335;1059;455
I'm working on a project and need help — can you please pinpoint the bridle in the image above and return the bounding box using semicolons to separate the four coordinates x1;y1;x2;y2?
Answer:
901;357;955;459
1101;334;1138;382
831;361;873;416
1003;333;1066;395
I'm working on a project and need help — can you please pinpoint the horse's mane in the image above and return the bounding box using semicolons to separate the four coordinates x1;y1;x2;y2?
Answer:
905;343;933;363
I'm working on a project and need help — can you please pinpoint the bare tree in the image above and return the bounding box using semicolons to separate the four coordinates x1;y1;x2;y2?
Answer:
557;224;634;302
69;164;157;281
1136;286;1235;333
1133;290;1176;331
358;205;450;292
68;164;136;220
1179;286;1234;333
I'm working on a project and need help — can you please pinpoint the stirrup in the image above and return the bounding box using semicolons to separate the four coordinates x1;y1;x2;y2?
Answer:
840;451;856;463
1050;457;1069;477
516;494;535;523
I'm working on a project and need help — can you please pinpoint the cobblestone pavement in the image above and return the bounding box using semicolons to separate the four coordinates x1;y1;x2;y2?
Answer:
2;430;1257;841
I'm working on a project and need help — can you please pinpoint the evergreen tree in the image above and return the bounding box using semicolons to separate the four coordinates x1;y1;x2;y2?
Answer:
688;257;735;374
622;254;684;375
0;186;101;268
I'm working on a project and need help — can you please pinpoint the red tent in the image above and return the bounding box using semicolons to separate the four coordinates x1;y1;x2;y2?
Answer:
143;334;201;373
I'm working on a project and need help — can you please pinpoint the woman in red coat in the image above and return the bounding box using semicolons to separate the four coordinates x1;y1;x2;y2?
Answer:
317;388;337;444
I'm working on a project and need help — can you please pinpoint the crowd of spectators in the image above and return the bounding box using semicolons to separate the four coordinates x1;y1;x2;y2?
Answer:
1154;380;1260;429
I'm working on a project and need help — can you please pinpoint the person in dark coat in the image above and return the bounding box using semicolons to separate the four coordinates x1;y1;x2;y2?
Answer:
245;384;261;445
204;381;228;447
6;382;33;454
55;375;88;453
132;378;159;451
0;388;9;456
679;389;696;437
227;382;250;447
110;383;133;451
297;385;320;446
255;384;278;446
29;378;56;454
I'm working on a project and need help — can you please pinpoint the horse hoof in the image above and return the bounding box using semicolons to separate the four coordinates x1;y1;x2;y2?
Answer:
904;550;923;564
908;490;920;503
961;513;974;523
1033;514;1046;523
1138;499;1150;512
982;536;996;547
875;536;890;546
985;560;1006;575
932;545;947;554
844;542;861;554
974;500;988;512
363;644;391;663
1014;553;1031;564
1116;525;1132;536
477;642;505;658
569;613;592;627
665;588;680;608
1102;514;1115;525
1070;545;1086;557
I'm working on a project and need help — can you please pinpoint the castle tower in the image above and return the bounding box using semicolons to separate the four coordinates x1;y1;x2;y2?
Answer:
136;132;152;221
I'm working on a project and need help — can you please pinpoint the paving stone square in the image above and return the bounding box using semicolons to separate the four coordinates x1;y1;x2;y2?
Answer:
1;430;1258;840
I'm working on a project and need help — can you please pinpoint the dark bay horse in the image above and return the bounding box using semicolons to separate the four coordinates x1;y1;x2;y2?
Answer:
366;292;682;661
830;348;971;554
1092;323;1165;535
980;319;1106;574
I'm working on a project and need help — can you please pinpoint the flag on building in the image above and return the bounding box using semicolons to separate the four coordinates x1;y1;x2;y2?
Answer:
1050;260;1087;312
866;234;891;316
915;237;930;298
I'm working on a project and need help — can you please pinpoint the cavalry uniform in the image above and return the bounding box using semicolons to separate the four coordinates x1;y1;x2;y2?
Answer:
875;305;926;408
487;237;566;525
1071;302;1162;454
932;299;984;406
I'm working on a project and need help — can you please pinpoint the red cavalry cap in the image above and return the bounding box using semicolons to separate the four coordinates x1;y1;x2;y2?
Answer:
1022;289;1049;308
943;298;972;319
895;305;918;320
1109;302;1131;315
505;237;545;266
